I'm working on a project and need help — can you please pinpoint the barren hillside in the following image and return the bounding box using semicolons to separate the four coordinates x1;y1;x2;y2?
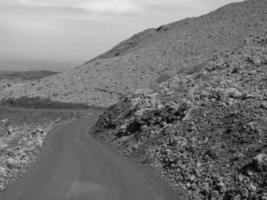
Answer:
1;0;266;107
94;33;267;200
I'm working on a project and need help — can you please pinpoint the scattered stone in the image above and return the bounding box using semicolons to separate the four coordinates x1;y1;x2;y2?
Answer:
247;55;262;66
6;158;18;169
249;183;257;192
253;153;267;171
0;122;57;193
94;35;267;200
261;101;267;109
0;166;7;177
225;88;242;99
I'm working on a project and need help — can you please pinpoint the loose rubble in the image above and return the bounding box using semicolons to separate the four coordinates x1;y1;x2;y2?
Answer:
0;119;55;192
0;106;94;193
94;34;267;199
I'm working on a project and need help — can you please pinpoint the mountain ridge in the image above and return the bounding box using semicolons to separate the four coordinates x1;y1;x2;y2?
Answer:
1;0;266;107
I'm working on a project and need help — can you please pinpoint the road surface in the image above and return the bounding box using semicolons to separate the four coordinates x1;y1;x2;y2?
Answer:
0;112;186;200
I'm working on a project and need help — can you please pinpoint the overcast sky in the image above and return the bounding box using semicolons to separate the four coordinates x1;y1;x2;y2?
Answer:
0;0;243;71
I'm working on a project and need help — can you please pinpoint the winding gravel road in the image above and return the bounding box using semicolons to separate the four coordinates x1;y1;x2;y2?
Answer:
0;112;186;200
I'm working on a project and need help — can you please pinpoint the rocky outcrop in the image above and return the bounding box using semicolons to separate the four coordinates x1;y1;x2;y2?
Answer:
94;34;267;199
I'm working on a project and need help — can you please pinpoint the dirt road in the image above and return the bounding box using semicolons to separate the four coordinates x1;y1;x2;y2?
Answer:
0;112;185;200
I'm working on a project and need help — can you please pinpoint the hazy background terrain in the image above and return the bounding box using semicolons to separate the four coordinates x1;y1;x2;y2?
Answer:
0;0;243;71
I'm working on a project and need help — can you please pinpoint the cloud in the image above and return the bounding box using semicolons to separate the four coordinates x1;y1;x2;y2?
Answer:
79;0;141;14
0;0;143;16
134;0;243;15
1;0;243;21
0;0;245;14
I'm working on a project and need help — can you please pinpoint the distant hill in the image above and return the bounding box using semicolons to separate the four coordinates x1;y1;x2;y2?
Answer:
0;0;266;107
0;70;58;81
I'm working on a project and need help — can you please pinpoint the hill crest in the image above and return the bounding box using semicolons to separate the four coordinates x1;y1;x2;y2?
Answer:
0;0;266;107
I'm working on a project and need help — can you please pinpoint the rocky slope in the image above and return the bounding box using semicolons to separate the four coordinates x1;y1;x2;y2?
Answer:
1;0;266;107
0;119;53;192
93;34;267;199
